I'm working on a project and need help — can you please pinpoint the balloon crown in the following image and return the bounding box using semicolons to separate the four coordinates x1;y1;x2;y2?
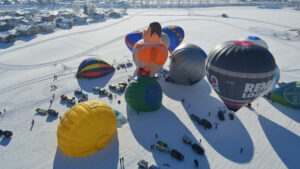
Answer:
233;40;254;46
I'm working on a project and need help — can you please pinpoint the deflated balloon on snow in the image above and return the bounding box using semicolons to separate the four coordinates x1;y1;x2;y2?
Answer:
169;43;207;85
57;101;117;157
206;41;277;112
125;76;162;112
76;58;115;79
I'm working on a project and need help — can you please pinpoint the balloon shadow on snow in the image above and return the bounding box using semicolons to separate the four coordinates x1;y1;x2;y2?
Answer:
76;72;115;93
162;79;254;163
126;105;210;169
53;131;119;169
258;114;300;168
160;78;212;102
265;98;300;123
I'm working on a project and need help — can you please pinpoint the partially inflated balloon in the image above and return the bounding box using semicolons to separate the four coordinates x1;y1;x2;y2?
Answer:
206;41;277;112
57;101;117;157
162;25;184;52
125;76;162;112
76;58;115;79
169;44;207;85
270;81;300;110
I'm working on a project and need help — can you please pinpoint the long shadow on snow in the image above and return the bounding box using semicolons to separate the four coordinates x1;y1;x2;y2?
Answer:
53;131;119;169
258;114;300;168
76;72;114;93
161;79;254;163
126;106;210;169
265;98;300;123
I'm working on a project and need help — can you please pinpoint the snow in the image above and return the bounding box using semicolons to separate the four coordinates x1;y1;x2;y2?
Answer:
1;6;300;169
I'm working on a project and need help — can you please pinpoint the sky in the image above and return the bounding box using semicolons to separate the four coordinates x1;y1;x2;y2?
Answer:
0;6;300;169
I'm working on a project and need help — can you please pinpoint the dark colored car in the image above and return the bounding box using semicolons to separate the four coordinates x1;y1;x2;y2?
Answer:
200;119;212;129
137;159;148;169
0;129;3;135
74;89;82;95
170;149;184;161
192;143;205;155
48;109;59;116
221;13;228;18
218;111;225;121
3;130;13;137
190;114;200;122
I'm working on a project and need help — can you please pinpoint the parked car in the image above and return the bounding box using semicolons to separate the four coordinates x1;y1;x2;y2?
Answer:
221;13;228;18
200;119;212;129
61;95;68;101
99;88;109;96
74;89;82;95
182;135;192;144
170;149;184;161
218;110;225;121
192;143;205;155
190;114;200;122
0;129;3;135
156;140;169;152
137;159;148;169
48;109;59;116
3;130;13;137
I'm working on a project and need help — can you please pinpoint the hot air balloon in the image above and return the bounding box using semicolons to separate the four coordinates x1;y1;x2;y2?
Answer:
162;25;184;52
206;41;277;112
57;101;117;157
169;43;207;85
240;36;268;49
76;58;115;79
125;31;143;52
125;75;162;112
125;31;170;51
132;39;168;76
270;81;300;110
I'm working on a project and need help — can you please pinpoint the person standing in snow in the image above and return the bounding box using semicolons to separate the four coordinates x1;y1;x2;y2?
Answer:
194;159;199;168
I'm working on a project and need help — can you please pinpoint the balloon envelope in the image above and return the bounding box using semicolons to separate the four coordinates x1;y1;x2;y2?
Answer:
270;81;300;110
133;40;168;76
125;76;162;112
125;31;143;51
76;58;115;79
240;36;268;49
162;25;184;52
57;101;117;157
206;41;277;112
169;43;207;85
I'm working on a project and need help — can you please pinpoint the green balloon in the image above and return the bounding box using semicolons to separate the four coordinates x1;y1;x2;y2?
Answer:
125;76;163;112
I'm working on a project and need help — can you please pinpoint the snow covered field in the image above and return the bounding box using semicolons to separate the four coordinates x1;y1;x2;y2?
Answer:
0;6;300;169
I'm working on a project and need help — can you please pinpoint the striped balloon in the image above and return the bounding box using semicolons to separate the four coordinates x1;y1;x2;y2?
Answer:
76;58;115;79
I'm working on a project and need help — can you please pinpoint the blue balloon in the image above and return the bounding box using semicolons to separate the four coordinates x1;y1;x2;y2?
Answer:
162;26;184;52
125;31;143;51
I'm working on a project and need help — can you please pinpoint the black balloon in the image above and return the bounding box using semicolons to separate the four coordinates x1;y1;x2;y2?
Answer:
206;41;277;112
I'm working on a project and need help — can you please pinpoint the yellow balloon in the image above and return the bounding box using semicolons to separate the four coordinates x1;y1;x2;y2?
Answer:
57;101;117;157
